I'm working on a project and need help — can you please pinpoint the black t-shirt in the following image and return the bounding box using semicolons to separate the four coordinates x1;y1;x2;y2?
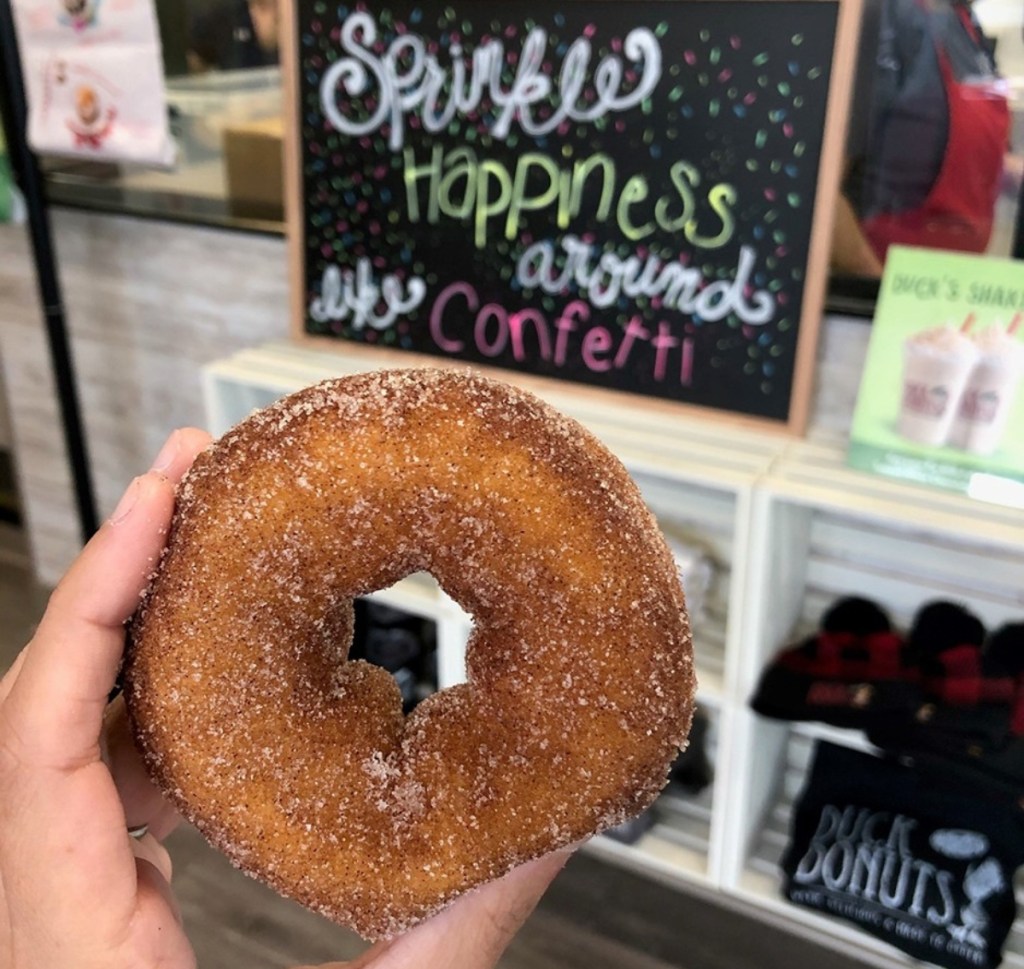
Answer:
783;742;1024;969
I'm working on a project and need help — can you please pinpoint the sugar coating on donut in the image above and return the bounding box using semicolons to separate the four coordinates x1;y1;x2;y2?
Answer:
125;368;694;940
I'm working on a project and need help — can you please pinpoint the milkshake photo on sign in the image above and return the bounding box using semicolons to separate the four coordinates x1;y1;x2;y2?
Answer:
949;322;1024;457
849;246;1024;500
897;322;980;449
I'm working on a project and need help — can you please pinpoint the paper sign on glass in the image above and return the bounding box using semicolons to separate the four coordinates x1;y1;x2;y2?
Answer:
12;0;175;167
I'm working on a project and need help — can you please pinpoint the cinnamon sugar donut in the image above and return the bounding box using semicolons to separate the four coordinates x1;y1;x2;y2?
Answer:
125;368;694;940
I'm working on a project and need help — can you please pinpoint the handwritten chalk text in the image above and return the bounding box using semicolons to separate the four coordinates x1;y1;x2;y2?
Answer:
308;259;427;331
320;12;661;151
429;284;694;385
404;146;737;249
517;237;775;324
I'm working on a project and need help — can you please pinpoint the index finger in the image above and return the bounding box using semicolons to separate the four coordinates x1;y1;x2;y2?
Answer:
3;428;212;769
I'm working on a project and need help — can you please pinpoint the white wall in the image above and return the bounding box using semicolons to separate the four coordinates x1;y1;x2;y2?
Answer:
976;0;1024;81
0;209;289;583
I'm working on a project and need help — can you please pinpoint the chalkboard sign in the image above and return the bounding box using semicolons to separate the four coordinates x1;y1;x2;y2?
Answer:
285;0;860;431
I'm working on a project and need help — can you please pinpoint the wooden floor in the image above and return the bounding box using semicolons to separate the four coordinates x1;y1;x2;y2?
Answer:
0;520;870;969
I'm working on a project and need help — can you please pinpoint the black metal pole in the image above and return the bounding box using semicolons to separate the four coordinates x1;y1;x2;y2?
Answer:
0;0;98;543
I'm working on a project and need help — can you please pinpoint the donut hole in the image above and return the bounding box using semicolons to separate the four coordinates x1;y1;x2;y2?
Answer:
349;596;438;715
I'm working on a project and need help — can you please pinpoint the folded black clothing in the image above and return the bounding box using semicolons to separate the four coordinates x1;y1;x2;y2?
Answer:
910;603;1014;715
783;741;1024;969
868;713;1020;793
869;612;1022;772
668;707;712;794
885;736;1024;803
984;623;1024;737
966;735;1024;795
751;597;921;729
869;622;1024;790
908;601;986;664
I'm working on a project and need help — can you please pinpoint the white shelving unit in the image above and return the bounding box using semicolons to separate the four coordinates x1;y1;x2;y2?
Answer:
202;342;1024;968
727;435;1024;968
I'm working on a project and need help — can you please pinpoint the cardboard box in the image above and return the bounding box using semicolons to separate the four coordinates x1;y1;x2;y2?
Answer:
223;115;284;222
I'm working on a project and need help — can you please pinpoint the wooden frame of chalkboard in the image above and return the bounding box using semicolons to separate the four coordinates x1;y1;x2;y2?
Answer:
283;0;862;433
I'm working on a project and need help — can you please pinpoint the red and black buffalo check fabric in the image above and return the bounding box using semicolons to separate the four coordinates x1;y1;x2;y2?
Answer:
870;614;1024;795
753;599;1024;792
750;597;922;729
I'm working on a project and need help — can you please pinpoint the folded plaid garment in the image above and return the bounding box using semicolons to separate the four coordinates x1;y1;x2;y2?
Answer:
750;598;921;730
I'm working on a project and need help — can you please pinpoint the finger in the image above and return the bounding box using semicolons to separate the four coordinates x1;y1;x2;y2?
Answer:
144;427;214;485
4;429;211;769
348;847;576;969
103;697;182;841
131;832;174;884
0;645;28;704
5;472;175;767
135;857;182;926
130;858;196;968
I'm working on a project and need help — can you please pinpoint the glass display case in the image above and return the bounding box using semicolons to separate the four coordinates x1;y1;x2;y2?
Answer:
31;0;1024;312
43;65;283;229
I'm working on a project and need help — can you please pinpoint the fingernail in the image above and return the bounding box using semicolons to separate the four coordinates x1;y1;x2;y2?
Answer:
109;478;141;525
149;431;179;473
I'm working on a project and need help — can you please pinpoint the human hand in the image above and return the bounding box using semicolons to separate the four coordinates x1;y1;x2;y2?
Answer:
0;428;211;969
0;426;574;969
294;847;575;969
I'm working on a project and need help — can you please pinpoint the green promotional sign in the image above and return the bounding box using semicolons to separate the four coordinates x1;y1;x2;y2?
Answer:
849;246;1024;503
